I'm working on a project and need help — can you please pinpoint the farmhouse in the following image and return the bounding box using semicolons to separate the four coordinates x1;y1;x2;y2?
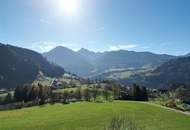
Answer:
49;79;62;89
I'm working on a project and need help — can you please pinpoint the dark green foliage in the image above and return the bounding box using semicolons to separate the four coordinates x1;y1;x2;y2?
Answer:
14;84;51;104
174;85;190;103
140;87;148;101
131;84;148;101
131;84;142;101
103;89;111;101
75;87;82;100
0;43;64;88
83;88;91;101
92;86;98;101
62;90;70;103
4;93;13;104
112;84;121;100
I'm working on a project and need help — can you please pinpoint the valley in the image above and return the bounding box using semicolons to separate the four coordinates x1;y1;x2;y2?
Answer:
1;0;190;129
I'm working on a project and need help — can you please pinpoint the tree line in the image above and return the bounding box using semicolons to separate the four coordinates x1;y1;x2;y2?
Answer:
0;83;149;110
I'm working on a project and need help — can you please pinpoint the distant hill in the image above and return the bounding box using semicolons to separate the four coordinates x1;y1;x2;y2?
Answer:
43;46;94;76
77;48;102;62
186;53;190;57
93;50;175;72
116;57;190;88
146;56;190;87
44;46;175;76
0;43;64;88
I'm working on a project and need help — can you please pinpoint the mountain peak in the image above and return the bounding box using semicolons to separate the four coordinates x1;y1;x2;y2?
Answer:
48;46;75;54
54;46;71;50
78;48;92;53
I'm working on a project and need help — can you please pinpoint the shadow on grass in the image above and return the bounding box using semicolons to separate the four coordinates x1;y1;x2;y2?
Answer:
104;116;144;130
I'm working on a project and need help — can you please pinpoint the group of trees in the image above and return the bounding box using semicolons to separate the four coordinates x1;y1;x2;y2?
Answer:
0;82;149;110
14;83;51;104
119;84;148;101
51;86;112;104
0;92;13;105
130;84;148;101
173;85;190;104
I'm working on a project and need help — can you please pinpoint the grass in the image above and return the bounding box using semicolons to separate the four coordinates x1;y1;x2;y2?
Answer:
0;101;190;130
53;85;88;93
106;67;154;80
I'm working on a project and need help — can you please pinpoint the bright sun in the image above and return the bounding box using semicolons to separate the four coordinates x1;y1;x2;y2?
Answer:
55;0;79;15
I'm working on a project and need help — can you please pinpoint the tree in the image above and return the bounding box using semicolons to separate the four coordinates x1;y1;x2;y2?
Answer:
63;90;70;103
130;84;149;101
14;86;24;101
131;84;141;101
140;87;148;101
39;84;51;105
28;85;40;101
175;86;190;103
112;84;120;100
83;88;91;101
75;87;82;101
103;88;110;101
4;92;13;104
92;86;98;101
14;84;52;105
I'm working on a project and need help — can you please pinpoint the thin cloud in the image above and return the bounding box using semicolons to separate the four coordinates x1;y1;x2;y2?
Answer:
108;44;138;51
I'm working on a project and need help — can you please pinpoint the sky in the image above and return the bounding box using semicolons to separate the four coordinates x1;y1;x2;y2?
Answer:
0;0;190;55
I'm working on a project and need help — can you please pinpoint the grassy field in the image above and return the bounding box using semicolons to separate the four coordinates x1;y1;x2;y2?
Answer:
0;101;190;130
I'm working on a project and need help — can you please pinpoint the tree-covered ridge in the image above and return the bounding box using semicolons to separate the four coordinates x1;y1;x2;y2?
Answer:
0;43;64;88
122;56;190;88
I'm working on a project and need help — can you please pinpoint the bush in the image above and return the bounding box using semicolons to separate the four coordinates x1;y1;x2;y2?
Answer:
95;96;105;103
165;100;177;108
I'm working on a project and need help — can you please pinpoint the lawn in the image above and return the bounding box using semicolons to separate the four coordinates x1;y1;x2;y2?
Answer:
0;101;190;130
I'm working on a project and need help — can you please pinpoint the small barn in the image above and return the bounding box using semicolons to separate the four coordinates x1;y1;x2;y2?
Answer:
49;79;62;89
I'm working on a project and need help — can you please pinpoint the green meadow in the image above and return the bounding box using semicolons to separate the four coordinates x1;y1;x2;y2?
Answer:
0;101;190;130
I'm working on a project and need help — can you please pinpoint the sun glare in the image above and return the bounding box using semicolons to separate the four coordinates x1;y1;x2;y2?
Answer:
55;0;79;15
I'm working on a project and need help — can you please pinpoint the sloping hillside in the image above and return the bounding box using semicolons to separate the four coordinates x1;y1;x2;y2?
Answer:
118;57;190;88
0;43;64;88
94;50;174;72
44;47;175;76
146;56;190;87
43;46;94;76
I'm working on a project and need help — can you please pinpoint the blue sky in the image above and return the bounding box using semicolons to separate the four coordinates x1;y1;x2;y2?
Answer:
0;0;190;55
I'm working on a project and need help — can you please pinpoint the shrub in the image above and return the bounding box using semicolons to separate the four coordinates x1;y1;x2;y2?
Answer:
165;100;177;108
95;96;105;103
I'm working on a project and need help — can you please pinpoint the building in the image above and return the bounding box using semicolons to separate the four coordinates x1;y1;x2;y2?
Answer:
49;79;62;89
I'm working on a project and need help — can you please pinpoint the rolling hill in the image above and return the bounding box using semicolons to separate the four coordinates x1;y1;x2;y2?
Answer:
0;43;64;88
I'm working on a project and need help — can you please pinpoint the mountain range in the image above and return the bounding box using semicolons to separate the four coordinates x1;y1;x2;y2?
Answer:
43;46;176;77
0;43;64;88
1;43;190;89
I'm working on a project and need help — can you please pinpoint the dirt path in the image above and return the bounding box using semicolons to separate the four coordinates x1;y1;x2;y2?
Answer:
143;102;190;116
